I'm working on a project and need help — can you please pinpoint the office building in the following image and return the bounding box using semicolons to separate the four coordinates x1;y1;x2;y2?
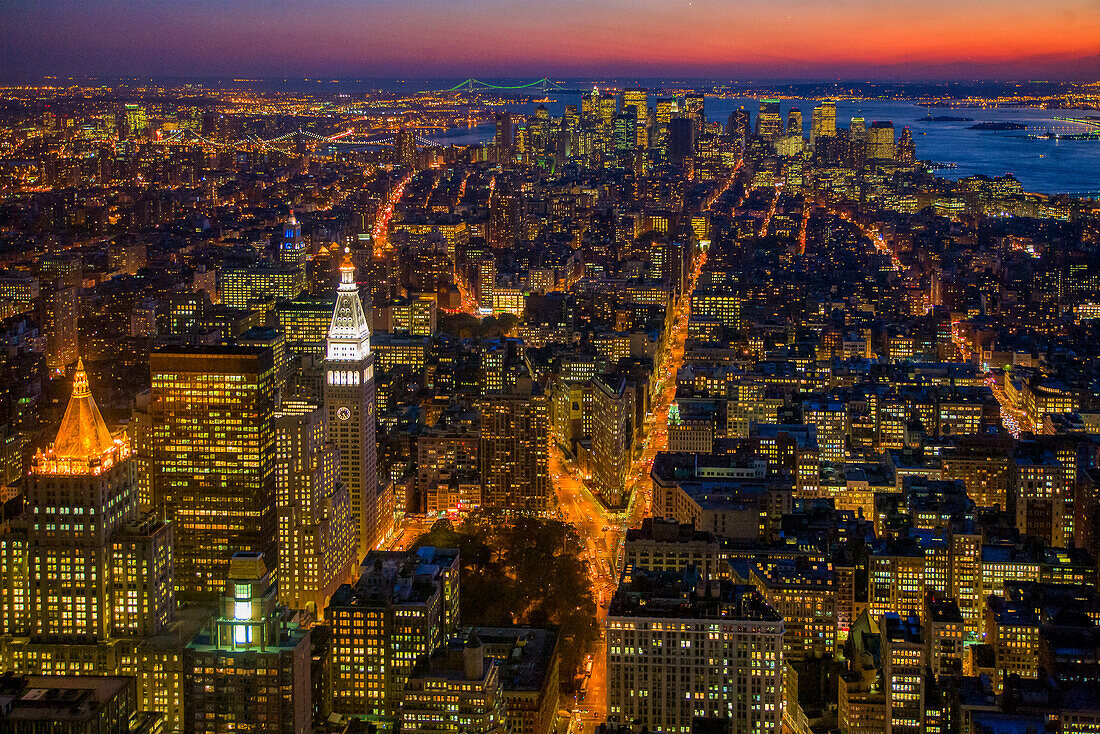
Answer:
607;566;784;734
810;100;836;147
469;627;560;734
184;552;312;734
757;99;783;140
668;116;694;165
0;359;193;732
787;107;803;136
881;614;925;734
41;285;79;373
479;381;550;514
276;295;338;359
22;360;172;639
613;112;637;152
867;121;896;161
743;559;837;661
399;632;508;734
590;375;635;508
327;547;460;724
280;211;308;269
418;424;480;514
324;251;385;556
621;88;649;147
151;345;278;602
221;264;305;310
274;400;357;616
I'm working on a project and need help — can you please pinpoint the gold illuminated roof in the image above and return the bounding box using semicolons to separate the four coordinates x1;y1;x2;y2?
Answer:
51;358;115;461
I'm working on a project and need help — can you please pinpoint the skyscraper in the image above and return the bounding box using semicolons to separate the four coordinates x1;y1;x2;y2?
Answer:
184;552;312;734
897;126;917;164
591;375;635;508
756;99;783;140
494;113;514;158
27;359;170;638
787;107;803;136
621;88;649;147
727;108;750;152
810;99;837;147
479;380;550;514
41;285;79;373
684;94;705;135
395;129;418;169
274;400;356;616
324;250;384;556
1;359;187;730
151;344;278;602
124;104;149;135
279;210;307;269
868;121;897;161
612;111;637;152
668;116;695;165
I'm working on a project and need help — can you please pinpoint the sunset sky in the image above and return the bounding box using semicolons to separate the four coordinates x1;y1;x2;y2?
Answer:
2;0;1098;80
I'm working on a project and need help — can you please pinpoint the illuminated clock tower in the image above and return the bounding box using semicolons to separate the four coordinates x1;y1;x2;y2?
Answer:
323;250;382;557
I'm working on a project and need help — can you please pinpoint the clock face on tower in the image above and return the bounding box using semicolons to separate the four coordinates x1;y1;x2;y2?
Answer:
337;406;351;421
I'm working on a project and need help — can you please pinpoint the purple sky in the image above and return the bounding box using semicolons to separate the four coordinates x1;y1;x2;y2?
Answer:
2;0;1098;80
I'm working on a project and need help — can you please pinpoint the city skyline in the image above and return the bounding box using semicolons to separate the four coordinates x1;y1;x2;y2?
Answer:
2;7;1100;730
2;0;1099;80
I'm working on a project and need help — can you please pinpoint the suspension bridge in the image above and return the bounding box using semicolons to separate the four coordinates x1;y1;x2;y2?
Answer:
438;78;564;94
1029;117;1100;141
155;127;444;153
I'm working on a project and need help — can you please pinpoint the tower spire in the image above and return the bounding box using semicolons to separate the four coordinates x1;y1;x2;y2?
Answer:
339;247;356;289
35;356;129;475
327;248;370;361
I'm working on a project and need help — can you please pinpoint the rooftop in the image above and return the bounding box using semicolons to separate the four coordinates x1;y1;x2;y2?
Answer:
608;565;781;623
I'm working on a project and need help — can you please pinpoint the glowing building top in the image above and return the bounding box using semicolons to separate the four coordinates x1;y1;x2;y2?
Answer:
33;358;130;475
326;249;371;362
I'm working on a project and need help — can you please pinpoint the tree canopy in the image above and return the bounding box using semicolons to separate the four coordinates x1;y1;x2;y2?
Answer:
414;512;600;693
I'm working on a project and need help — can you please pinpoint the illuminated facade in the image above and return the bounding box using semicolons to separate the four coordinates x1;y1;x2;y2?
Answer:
221;264;306;311
746;560;836;661
478;383;550;514
399;633;507;734
590;375;635;508
274;400;357;616
0;359;190;731
42;285;79;373
184;552;312;733
810;100;837;147
151;345;278;602
22;360;171;639
324;251;385;556
881;614;925;734
280;211;308;269
276;295;336;359
607;568;784;734
327;547;460;725
756;99;783;141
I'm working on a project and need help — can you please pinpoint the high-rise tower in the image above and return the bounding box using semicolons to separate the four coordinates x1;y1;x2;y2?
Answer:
810;100;837;148
279;210;307;269
324;251;384;556
27;359;158;639
756;99;782;140
151;345;278;602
